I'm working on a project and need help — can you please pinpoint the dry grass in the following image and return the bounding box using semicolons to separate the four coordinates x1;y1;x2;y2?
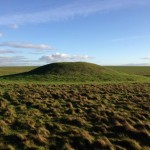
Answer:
0;83;149;149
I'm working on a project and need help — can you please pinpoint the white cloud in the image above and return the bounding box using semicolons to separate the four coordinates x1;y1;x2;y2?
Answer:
0;49;16;54
9;24;19;29
0;56;29;66
0;0;149;25
0;53;91;66
141;57;150;60
0;33;3;37
0;55;43;66
0;42;55;50
39;52;91;63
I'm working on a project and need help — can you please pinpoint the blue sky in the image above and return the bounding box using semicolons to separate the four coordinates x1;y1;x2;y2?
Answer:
0;0;150;66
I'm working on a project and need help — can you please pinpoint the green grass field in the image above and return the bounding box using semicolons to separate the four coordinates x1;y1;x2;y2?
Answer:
0;65;150;77
106;66;150;76
0;66;37;76
0;62;150;83
0;63;150;149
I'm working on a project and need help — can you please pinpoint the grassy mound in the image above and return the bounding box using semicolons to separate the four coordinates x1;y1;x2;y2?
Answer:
0;62;149;83
28;62;107;75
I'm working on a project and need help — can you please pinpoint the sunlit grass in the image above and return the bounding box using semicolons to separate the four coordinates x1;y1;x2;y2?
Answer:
0;83;149;149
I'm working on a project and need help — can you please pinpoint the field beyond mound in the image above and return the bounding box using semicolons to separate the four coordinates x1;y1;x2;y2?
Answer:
0;62;149;83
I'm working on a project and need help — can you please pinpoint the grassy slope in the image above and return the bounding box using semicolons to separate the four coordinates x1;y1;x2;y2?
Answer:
0;62;149;83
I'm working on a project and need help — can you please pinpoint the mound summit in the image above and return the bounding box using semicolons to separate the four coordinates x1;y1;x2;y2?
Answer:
1;62;147;82
28;62;107;75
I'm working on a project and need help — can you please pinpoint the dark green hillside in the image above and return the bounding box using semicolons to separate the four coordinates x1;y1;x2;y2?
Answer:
0;62;149;83
28;62;108;75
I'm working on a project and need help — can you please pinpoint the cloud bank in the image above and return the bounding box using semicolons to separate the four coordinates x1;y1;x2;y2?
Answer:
0;56;30;66
0;33;3;37
141;57;150;60
39;52;91;63
0;0;149;26
0;52;92;66
0;42;55;50
0;49;16;54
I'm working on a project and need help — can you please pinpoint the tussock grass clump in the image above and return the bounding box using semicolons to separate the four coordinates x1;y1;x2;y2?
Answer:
67;128;94;149
61;117;88;127
0;121;9;135
4;105;16;118
94;137;114;150
31;134;49;146
115;138;141;150
62;143;74;150
0;98;8;110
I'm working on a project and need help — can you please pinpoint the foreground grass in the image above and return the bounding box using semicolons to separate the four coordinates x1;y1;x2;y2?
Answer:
0;83;150;149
